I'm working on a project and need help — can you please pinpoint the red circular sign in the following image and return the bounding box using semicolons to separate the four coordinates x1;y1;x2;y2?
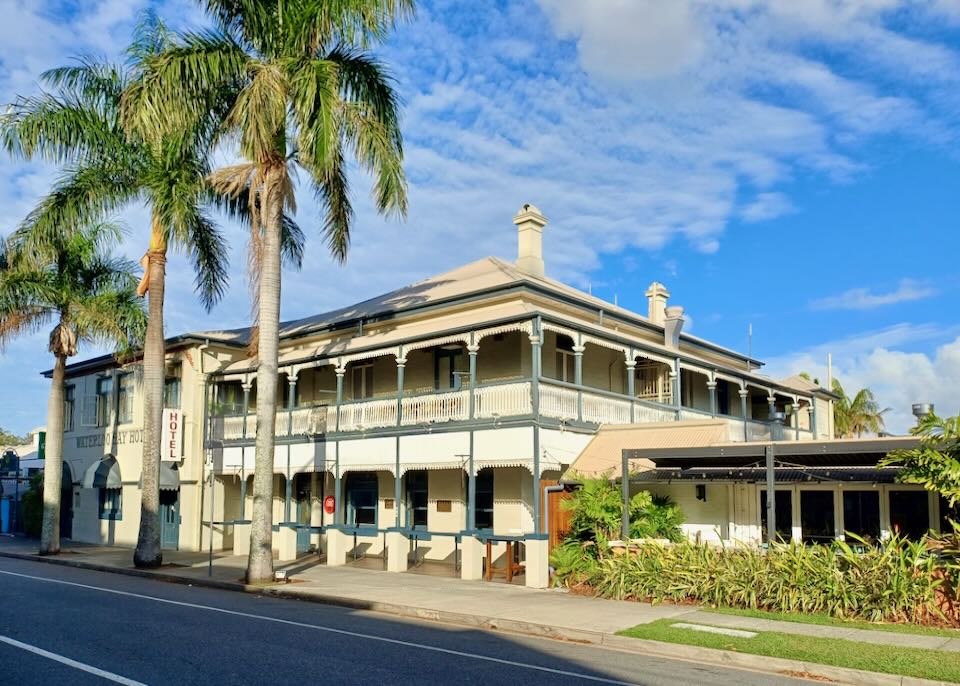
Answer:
323;495;335;515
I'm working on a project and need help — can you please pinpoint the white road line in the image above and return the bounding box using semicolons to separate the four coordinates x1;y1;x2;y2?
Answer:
0;568;638;686
0;635;148;686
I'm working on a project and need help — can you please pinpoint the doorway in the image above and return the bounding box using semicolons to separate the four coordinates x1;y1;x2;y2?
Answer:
294;473;312;554
60;463;73;539
159;489;180;550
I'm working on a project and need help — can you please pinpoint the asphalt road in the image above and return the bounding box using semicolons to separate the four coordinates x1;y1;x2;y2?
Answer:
0;557;807;686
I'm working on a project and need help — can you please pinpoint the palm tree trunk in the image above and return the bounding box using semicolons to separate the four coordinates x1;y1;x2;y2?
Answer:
246;168;284;584
134;220;166;568
39;352;67;555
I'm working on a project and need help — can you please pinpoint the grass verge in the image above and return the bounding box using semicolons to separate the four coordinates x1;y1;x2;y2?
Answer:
703;606;960;638
618;619;960;683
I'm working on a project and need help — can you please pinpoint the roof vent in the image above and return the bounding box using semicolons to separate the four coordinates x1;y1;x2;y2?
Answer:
513;203;548;277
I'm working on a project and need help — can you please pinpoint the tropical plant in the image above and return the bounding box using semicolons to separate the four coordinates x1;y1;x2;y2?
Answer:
0;12;264;568
19;472;45;537
552;534;956;626
880;413;960;507
832;378;889;438
562;476;686;550
125;1;412;583
0;428;28;446
0;223;145;555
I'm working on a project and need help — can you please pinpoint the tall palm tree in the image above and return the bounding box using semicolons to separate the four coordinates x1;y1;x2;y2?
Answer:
1;15;232;568
0;223;145;555
832;378;889;438
126;1;411;583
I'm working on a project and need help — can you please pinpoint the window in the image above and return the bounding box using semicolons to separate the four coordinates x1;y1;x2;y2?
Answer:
98;488;122;520
435;347;464;391
889;491;929;538
406;470;428;528
800;490;835;543
555;350;576;383
164;364;181;409
351;364;374;400
842;490;880;541
64;385;75;432
554;335;575;383
117;373;134;424
216;381;244;415
346;472;378;527
940;496;959;534
95;377;114;427
760;490;793;542
475;469;494;531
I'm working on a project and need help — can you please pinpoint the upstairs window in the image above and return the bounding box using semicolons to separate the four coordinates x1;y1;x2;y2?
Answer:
64;385;76;432
95;377;113;427
117;373;134;424
351;364;374;400
164;364;182;409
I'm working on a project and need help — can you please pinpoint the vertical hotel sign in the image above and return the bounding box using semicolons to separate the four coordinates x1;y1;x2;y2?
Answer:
161;409;184;462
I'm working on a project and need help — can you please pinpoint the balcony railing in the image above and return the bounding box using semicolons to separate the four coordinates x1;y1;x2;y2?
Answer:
213;405;329;441
208;378;813;443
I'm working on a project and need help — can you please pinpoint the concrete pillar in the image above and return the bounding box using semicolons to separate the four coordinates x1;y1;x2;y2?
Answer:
277;526;298;562
524;538;549;589
326;528;349;566
460;535;484;581
233;522;251;557
385;530;409;573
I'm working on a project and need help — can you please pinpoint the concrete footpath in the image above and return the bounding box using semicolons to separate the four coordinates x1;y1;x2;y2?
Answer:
2;535;958;685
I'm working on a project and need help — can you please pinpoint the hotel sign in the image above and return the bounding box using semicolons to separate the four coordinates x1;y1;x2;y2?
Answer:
162;409;184;462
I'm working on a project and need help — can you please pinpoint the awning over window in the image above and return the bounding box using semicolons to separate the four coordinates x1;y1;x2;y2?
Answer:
138;462;180;491
82;455;122;489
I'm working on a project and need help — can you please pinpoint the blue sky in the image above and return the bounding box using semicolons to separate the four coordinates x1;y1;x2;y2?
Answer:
2;0;960;436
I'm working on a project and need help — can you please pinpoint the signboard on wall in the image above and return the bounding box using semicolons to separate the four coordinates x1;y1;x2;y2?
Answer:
161;409;184;462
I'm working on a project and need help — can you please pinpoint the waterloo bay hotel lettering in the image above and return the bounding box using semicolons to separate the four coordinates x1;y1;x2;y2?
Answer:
76;428;143;449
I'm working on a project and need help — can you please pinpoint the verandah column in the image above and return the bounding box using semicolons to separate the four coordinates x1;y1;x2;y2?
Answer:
284;371;297;523
573;342;585;422
467;336;479;419
707;379;718;418
739;386;749;440
530;318;542;535
670;358;681;420
625;355;636;423
334;363;346;432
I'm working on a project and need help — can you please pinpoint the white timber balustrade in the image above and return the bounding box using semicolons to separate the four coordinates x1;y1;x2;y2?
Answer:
474;381;532;418
581;392;633;424
401;389;469;425
332;397;399;432
539;383;578;420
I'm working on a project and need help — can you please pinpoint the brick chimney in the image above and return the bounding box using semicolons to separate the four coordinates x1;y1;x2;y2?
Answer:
513;203;548;277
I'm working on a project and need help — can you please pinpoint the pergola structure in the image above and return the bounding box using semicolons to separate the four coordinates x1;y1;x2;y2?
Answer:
620;436;921;543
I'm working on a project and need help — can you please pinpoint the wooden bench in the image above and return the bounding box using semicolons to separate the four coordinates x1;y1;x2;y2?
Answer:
484;539;524;582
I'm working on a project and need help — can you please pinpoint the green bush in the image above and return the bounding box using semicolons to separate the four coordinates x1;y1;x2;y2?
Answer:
20;472;44;537
553;534;958;626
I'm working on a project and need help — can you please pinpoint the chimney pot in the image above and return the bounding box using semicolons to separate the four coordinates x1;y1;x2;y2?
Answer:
513;203;548;277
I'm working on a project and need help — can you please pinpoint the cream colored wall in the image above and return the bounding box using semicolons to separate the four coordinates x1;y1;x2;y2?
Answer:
681;369;711;412
642;482;729;543
61;343;219;551
581;343;626;393
477;331;527;382
297;365;337;406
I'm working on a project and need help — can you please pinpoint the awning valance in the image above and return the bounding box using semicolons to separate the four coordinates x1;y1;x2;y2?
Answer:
139;463;180;491
82;455;122;489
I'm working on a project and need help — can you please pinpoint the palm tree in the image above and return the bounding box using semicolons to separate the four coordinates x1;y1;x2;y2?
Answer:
832;378;889;438
1;15;231;568
0;223;145;555
126;1;411;583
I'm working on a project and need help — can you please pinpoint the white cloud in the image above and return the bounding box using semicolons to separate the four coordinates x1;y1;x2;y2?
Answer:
740;192;795;223
765;325;960;433
809;279;938;310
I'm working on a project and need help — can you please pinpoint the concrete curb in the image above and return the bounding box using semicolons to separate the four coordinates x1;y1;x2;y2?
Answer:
1;549;953;686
